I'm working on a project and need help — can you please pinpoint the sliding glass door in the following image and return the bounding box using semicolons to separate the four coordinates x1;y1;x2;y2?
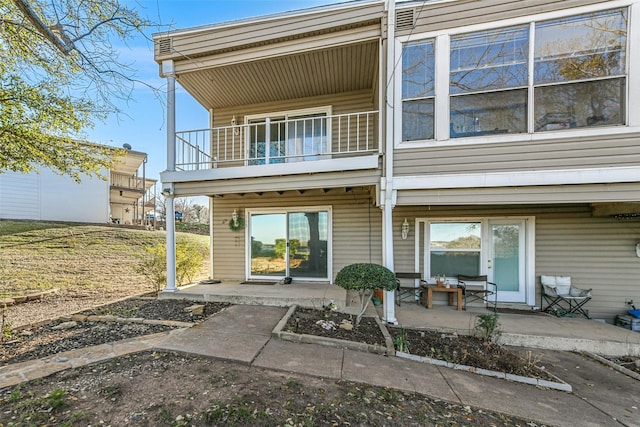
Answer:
248;208;330;280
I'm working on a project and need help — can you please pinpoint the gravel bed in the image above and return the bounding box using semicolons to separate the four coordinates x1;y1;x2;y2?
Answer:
1;299;230;366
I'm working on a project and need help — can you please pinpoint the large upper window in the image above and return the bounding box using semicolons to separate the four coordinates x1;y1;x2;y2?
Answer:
534;9;627;131
402;40;435;141
400;7;628;142
450;26;529;138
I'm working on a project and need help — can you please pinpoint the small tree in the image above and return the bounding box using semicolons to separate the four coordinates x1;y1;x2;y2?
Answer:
137;237;208;292
334;263;397;325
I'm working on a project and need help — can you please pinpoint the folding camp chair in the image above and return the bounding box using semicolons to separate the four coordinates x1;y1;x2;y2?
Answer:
395;272;426;306
540;275;591;318
457;275;497;311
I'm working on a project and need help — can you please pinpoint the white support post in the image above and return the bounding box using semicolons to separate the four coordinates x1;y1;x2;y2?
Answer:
382;0;397;324
165;194;177;292
162;59;177;292
165;62;176;172
209;196;215;279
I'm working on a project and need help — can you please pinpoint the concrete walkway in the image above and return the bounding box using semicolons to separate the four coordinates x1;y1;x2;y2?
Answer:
1;304;639;427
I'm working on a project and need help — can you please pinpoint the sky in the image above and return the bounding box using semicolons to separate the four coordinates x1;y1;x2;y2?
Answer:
85;0;349;184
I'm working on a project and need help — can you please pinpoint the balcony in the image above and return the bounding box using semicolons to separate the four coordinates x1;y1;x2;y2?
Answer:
174;111;380;174
110;173;147;192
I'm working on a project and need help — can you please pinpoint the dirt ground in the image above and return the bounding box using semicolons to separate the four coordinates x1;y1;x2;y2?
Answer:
0;298;548;426
0;351;542;427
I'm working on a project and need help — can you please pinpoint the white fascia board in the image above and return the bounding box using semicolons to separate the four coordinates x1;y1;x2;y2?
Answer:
161;154;380;184
152;0;383;40
394;166;640;190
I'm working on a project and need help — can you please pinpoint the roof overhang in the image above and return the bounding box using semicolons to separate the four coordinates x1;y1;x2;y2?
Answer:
153;1;384;111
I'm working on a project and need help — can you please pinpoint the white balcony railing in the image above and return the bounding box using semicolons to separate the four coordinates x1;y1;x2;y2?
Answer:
174;111;379;171
111;172;145;192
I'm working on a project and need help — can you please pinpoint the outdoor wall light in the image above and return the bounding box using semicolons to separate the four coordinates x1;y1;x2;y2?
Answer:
401;218;410;240
231;115;240;135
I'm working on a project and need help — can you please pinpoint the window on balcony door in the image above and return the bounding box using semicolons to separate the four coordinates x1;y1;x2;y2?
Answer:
247;117;286;165
534;9;627;131
286;113;328;162
246;108;330;165
450;26;529;138
399;7;629;141
402;40;435;142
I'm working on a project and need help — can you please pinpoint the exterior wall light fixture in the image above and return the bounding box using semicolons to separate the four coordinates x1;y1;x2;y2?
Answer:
401;218;410;240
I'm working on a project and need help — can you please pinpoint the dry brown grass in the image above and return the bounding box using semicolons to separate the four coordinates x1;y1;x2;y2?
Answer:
0;221;209;328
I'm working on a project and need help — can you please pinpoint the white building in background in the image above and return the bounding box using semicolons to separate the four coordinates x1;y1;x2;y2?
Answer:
0;146;155;225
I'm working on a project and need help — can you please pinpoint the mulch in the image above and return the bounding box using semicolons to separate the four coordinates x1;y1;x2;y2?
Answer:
285;307;386;347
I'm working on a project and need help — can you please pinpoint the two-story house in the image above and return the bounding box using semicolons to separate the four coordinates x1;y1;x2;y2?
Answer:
154;0;640;323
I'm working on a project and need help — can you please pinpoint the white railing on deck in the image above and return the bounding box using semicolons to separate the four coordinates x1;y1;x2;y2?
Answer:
174;110;379;171
111;172;145;191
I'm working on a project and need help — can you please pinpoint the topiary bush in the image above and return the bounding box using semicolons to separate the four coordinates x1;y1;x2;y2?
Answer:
334;263;397;324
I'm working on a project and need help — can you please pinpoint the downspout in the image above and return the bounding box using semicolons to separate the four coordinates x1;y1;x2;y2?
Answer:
162;59;177;292
382;0;396;324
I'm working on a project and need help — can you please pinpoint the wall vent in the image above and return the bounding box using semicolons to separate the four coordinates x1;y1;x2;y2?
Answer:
396;9;415;31
157;38;172;55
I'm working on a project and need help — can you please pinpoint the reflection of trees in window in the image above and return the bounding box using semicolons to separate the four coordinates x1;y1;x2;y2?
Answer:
429;222;482;277
492;225;519;257
402;40;435;141
450;26;529;137
534;9;627;131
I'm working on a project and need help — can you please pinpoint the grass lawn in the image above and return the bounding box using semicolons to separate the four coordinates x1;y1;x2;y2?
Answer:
0;220;208;296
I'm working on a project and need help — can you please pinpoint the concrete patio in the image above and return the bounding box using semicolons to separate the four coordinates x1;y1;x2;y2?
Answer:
159;281;640;356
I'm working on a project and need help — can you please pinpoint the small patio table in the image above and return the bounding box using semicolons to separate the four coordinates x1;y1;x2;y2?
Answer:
421;285;463;310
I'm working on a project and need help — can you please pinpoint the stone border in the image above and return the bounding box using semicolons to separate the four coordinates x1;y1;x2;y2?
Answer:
274;306;572;392
1;288;59;306
395;351;572;393
60;314;194;329
273;306;390;355
585;352;640;381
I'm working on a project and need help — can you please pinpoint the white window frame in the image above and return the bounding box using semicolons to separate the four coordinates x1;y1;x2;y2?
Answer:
415;216;536;306
245;205;333;282
245;106;333;165
395;0;640;149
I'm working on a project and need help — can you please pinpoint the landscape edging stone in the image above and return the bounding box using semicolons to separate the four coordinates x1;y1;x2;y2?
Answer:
395;351;572;392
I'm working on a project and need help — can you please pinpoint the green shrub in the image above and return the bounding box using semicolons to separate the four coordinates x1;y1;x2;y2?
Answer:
137;237;208;291
334;263;397;292
475;313;501;341
334;263;396;324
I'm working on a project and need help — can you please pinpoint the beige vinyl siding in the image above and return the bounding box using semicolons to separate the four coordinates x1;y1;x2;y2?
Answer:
210;187;382;282
396;183;640;206
391;204;640;321
400;0;610;36
155;3;383;62
394;132;640;177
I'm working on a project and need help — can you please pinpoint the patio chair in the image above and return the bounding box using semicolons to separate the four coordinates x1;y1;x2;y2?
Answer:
395;272;426;306
540;275;591;318
456;275;497;312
